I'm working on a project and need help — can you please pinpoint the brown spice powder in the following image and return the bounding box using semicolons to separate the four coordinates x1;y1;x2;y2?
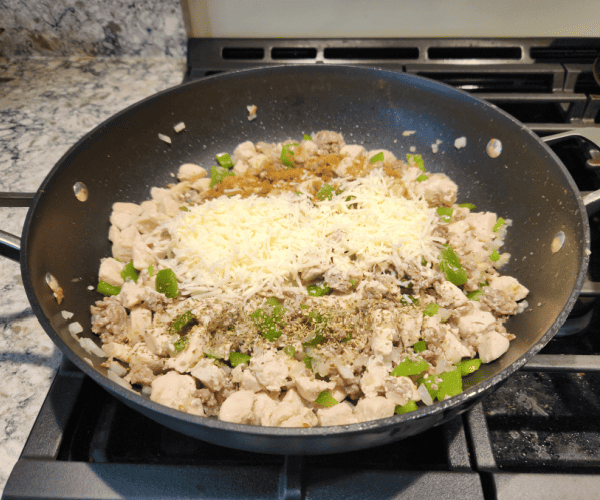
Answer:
201;151;369;202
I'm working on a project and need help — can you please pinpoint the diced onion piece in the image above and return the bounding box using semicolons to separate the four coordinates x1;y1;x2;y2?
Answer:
61;310;74;319
173;122;186;133
247;104;257;121
106;369;132;389
454;136;467;149
418;383;434;406
158;133;172;144
107;360;128;377
68;322;83;335
79;337;107;358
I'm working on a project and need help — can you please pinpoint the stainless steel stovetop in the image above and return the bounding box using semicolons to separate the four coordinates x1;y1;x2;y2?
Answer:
4;37;600;500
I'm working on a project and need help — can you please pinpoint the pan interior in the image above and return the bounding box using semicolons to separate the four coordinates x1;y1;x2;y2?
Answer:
22;65;588;436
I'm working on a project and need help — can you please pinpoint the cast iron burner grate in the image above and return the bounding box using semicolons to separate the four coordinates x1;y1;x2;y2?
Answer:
5;38;600;500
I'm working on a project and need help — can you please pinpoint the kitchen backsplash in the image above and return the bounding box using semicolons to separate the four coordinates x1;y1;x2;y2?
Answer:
0;0;187;58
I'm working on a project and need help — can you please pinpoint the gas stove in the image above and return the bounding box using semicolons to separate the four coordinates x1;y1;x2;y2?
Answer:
4;38;600;500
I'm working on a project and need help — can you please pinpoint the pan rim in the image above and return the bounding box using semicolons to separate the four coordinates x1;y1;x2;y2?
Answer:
20;64;591;440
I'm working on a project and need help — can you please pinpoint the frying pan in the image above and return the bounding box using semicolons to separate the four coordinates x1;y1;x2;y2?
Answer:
0;65;595;454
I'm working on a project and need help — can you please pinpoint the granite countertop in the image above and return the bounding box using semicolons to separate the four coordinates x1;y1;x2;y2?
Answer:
0;55;186;493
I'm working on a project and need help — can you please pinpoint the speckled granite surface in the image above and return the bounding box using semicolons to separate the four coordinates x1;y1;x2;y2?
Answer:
0;0;187;58
0;55;186;495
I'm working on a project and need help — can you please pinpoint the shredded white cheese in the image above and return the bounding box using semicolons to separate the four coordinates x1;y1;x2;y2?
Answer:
168;169;442;300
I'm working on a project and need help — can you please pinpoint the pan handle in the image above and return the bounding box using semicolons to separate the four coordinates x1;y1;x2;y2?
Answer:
543;129;600;297
0;192;35;262
542;129;600;215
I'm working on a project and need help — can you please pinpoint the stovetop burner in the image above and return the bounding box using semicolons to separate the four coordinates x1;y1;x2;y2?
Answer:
4;38;600;500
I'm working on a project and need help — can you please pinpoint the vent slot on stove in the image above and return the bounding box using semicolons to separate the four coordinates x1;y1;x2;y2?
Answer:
222;47;265;60
491;101;569;123
574;71;600;95
414;72;554;94
323;47;419;60
428;46;522;60
531;47;600;63
271;47;317;59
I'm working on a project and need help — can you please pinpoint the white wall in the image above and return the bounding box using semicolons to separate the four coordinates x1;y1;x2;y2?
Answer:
183;0;600;38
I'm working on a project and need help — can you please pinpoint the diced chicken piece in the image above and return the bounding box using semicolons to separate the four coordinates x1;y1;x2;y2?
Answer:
331;384;348;403
279;414;317;428
141;328;171;356
167;329;209;373
102;342;133;363
233;141;257;162
190;358;226;391
99;258;125;287
110;203;143;230
371;326;394;358
247;153;267;170
265;402;317;428
334;156;354;177
129;307;152;344
354;396;396;423
177;163;206;182
108;225;120;243
281;388;304;406
332;358;356;383
313;130;345;154
250;351;289;393
360;358;388;398
441;332;471;364
294;376;335;402
240;369;263;392
362;280;388;299
169;181;192;199
398;310;423;347
421;315;444;339
253;393;279;425
120;281;146;309
300;262;331;283
466;212;497;244
219;390;255;423
293;141;318;164
151;372;204;416
134;211;169;234
384;376;419;406
488;275;529;301
414;173;457;207
323;265;357;293
140;200;158;212
478;331;510;363
434;281;468;308
192;178;211;193
151;187;180;217
157;197;180;217
317;401;359;426
112;225;139;262
340;144;365;159
233;160;249;175
132;235;156;270
402;166;425;183
456;306;496;337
